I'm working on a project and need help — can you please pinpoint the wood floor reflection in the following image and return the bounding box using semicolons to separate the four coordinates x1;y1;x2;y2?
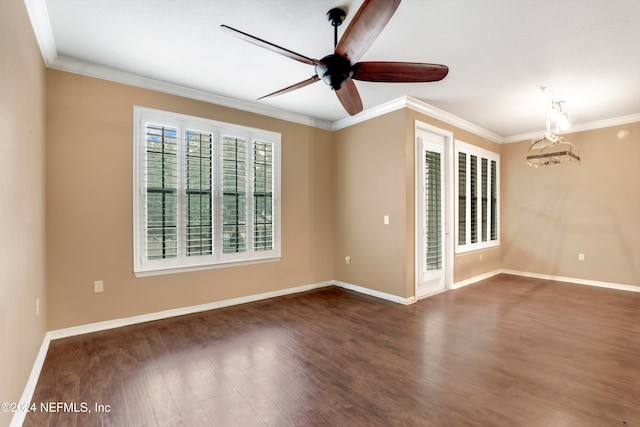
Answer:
24;274;640;426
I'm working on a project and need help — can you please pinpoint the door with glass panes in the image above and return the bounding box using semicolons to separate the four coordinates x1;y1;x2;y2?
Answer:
416;127;450;298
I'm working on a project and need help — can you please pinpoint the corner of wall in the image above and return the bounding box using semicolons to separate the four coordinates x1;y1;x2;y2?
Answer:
1;0;48;426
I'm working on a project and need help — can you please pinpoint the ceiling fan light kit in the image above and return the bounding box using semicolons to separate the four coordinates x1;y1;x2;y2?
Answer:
221;0;448;116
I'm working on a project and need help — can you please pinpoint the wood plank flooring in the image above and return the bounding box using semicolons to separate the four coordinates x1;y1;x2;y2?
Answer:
24;274;640;426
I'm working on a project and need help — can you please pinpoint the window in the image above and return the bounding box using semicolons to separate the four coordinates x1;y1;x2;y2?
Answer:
133;107;280;275
455;140;499;252
424;150;443;272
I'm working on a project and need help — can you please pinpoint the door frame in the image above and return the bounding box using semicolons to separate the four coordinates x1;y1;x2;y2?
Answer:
414;120;454;299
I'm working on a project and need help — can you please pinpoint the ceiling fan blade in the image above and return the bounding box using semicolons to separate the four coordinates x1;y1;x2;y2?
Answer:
221;25;320;66
352;62;449;82
335;0;401;63
258;75;320;100
335;79;363;115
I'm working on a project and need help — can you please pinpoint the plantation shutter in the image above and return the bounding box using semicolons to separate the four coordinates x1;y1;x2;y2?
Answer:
185;130;213;256
470;154;478;244
455;140;500;252
424;150;442;271
253;141;274;251
458;152;466;246
134;107;281;275
481;158;488;242
490;160;498;240
222;136;247;254
145;124;178;260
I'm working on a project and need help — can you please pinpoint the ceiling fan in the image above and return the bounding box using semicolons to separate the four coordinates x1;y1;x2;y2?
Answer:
221;0;449;115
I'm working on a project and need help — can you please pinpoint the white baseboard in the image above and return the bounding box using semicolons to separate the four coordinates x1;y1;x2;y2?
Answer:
48;280;334;340
500;269;640;293
47;280;419;342
12;278;413;426
333;280;416;305
10;337;51;427
450;269;640;294
417;288;448;300
9;277;418;426
451;269;502;290
11;280;333;427
17;271;635;426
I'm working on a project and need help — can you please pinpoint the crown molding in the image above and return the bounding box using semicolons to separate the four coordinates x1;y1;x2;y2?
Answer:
51;51;505;140
24;0;57;66
567;113;640;135
331;97;406;131
333;96;504;144
22;0;640;140
24;0;333;129
50;56;335;130
502;130;545;144
404;96;504;143
43;55;640;141
503;112;640;143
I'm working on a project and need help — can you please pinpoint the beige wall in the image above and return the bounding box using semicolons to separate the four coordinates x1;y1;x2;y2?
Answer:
502;123;640;287
45;70;335;329
334;109;409;297
405;110;502;285
0;0;47;424
6;0;640;409
333;108;502;300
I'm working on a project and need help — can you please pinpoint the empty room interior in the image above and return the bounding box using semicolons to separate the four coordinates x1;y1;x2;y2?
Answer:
2;0;640;426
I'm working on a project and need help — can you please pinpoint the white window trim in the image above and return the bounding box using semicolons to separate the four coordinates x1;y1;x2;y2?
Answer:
455;140;500;254
133;106;281;276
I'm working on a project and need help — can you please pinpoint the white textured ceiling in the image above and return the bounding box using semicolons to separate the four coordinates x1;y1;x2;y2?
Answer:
31;0;640;139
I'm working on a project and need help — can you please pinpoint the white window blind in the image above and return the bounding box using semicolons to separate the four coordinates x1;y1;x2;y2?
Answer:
253;140;274;252
185;129;213;257
145;124;179;260
222;136;248;255
424;150;442;271
134;107;281;276
455;141;499;253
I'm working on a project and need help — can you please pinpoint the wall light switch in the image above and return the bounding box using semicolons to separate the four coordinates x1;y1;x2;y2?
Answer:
384;215;390;225
578;253;585;261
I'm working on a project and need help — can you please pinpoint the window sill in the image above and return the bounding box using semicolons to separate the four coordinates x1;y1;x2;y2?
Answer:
134;256;281;278
455;241;500;255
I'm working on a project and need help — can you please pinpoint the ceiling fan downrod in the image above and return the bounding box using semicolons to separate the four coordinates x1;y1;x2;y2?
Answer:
327;8;346;48
316;8;351;91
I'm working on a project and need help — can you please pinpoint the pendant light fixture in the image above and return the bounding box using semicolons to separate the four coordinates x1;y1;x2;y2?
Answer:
527;87;580;167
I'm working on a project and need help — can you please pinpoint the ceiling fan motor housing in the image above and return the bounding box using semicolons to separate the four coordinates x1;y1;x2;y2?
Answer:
315;54;353;91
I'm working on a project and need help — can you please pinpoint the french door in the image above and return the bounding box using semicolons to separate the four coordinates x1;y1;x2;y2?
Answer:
415;123;453;298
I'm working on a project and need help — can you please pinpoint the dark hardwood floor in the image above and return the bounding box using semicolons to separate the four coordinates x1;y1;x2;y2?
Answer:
24;274;640;426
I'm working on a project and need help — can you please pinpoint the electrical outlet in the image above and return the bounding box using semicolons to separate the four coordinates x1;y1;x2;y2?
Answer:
94;280;104;293
345;256;351;264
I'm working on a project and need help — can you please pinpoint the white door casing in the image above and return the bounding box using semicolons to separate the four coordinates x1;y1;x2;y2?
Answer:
415;121;453;299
